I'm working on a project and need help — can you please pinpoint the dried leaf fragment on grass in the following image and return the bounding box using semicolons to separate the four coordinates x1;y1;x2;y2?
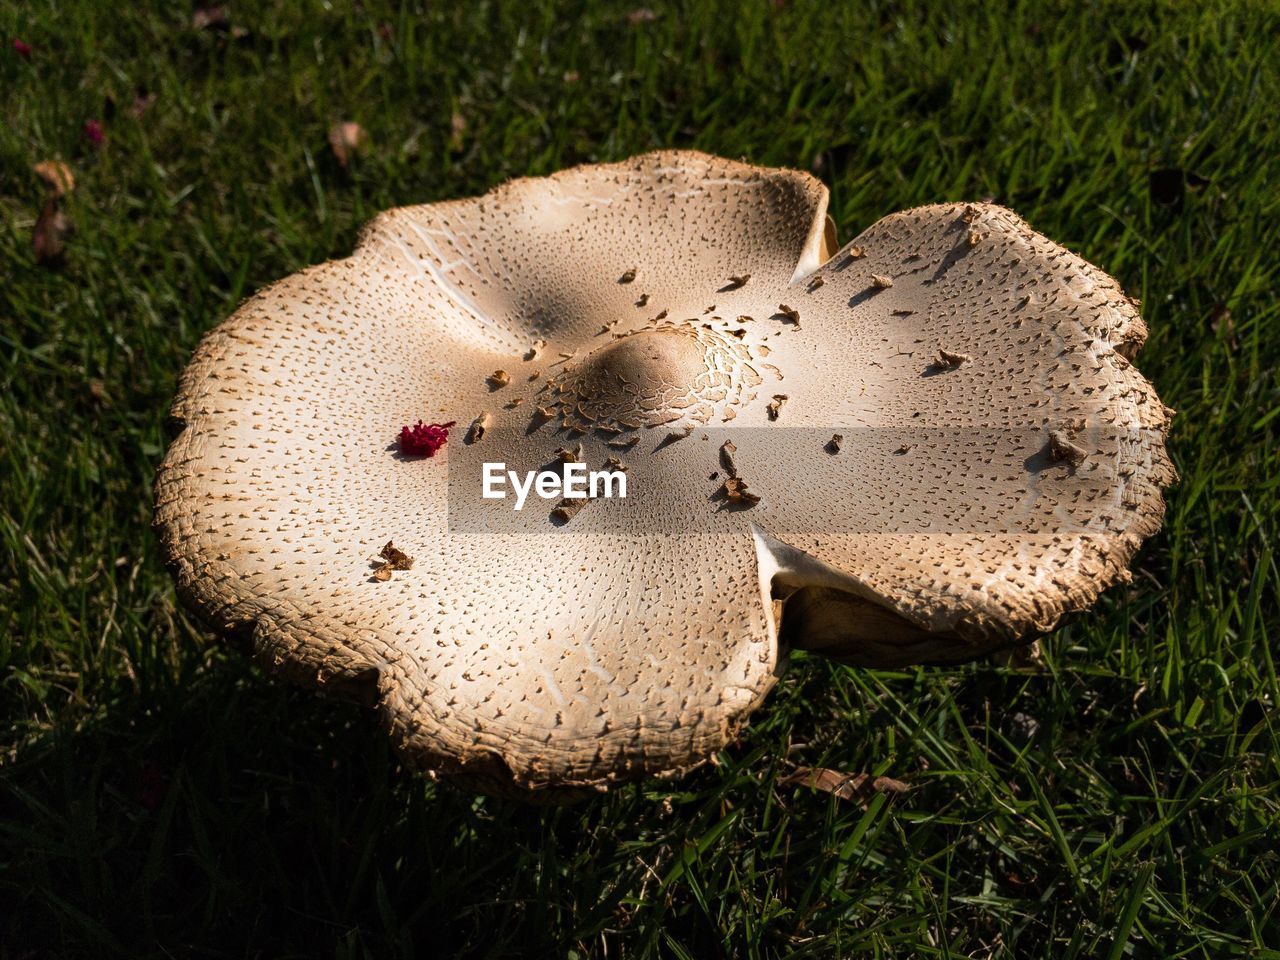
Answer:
33;160;75;197
328;121;367;169
1210;304;1237;352
780;766;909;804
191;5;230;30
128;89;157;118
33;199;71;265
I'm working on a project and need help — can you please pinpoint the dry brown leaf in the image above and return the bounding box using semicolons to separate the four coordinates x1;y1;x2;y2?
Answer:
1047;429;1088;466
780;766;909;803
32;160;74;197
719;439;738;478
33;198;70;265
466;411;491;444
88;379;110;405
935;348;972;368
552;498;588;522
1209;303;1237;351
328;121;368;169
379;541;414;571
720;476;759;506
191;6;230;30
128;89;157;119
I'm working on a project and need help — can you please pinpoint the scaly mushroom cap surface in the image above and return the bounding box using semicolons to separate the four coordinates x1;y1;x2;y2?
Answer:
155;151;1174;797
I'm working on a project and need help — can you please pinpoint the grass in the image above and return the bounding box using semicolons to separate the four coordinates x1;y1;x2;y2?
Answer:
2;0;1278;956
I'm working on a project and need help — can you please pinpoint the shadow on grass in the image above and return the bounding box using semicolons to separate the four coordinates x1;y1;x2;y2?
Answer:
5;614;1276;960
0;651;635;959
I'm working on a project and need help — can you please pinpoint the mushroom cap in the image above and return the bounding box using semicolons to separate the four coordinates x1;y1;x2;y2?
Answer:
155;151;1173;797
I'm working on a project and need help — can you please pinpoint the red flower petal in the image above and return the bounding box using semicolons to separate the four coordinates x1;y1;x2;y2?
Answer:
398;420;456;457
12;38;32;59
82;119;105;148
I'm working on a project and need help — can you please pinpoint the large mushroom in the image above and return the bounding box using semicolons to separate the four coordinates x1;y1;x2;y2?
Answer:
154;151;1174;798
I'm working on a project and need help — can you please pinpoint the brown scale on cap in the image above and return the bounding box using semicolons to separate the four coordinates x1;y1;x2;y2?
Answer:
155;150;1173;800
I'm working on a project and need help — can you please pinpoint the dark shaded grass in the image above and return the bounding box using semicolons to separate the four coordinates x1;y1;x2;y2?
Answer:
1;0;1278;956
